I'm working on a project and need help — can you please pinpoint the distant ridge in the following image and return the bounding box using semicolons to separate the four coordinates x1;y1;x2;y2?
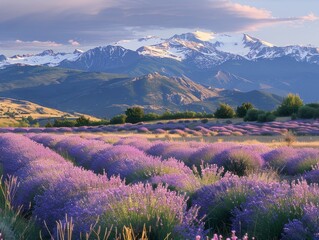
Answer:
0;65;282;117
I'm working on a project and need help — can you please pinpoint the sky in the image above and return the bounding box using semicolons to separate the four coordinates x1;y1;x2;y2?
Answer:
0;0;319;55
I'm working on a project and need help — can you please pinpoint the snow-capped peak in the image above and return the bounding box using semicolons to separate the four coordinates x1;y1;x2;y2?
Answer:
243;34;274;48
37;49;55;56
193;31;215;42
73;49;84;54
0;49;82;68
113;36;163;51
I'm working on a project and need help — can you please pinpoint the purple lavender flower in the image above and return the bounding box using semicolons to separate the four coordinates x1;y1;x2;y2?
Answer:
212;146;264;176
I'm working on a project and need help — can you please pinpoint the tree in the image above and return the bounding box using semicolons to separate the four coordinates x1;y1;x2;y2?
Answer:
298;106;317;119
276;93;303;116
110;114;127;124
125;107;145;123
257;112;276;122
236;102;254;118
45;121;53;128
75;116;91;126
244;109;264;122
214;103;235;119
142;113;160;121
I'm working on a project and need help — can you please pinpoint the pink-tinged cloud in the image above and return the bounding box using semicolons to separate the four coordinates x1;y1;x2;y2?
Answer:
300;13;319;22
14;40;62;47
222;2;272;19
68;40;80;46
0;0;318;44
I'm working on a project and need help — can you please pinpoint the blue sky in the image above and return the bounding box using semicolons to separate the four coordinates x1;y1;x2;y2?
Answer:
0;0;318;55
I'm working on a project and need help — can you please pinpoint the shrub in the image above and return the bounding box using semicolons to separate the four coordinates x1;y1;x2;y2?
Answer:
232;180;319;239
236;102;254;118
276;93;303;116
244;109;264;122
75;116;91;126
96;184;204;239
53;118;76;127
142;113;160;121
194;176;272;235
263;147;298;173
214;103;235;119
257;112;276;122
189;143;236;168
110;114;127;124
212;147;264;176
298;105;317;119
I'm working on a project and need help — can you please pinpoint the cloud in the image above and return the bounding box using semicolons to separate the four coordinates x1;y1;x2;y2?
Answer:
300;13;319;22
14;40;62;48
0;40;63;55
68;40;80;46
0;0;317;47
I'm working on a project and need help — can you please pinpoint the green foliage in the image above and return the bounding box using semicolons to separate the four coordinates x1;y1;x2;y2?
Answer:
305;103;319;108
0;176;39;239
4;111;16;118
17;119;30;127
18;116;39;127
142;113;161;122
51;116;107;127
110;114;127;124
53;118;76;127
236;102;254;118
276;93;303;116
125;107;145;124
298;106;317;119
296;103;319;119
214;103;236;119
244;109;264;122
257;112;276;122
45;121;53;128
75;116;91;127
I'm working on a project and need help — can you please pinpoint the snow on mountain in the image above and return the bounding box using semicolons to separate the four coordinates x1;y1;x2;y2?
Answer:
0;49;82;68
59;45;141;72
135;31;319;65
251;45;319;62
1;31;319;69
113;36;163;51
137;32;276;62
137;32;243;67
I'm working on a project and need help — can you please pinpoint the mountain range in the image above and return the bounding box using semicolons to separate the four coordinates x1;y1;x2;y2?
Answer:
0;31;318;117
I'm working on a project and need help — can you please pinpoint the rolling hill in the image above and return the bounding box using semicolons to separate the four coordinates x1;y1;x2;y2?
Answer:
0;97;100;126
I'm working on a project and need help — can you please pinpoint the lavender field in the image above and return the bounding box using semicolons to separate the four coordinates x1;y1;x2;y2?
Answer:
1;120;319;137
0;129;318;239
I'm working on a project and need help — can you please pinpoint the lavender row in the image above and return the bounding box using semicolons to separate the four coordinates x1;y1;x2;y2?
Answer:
193;175;319;239
1;119;319;136
28;134;211;193
50;133;319;177
111;136;319;177
0;134;203;238
29;133;319;187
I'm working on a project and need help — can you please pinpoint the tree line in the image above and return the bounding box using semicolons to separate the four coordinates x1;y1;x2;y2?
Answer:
47;93;318;127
